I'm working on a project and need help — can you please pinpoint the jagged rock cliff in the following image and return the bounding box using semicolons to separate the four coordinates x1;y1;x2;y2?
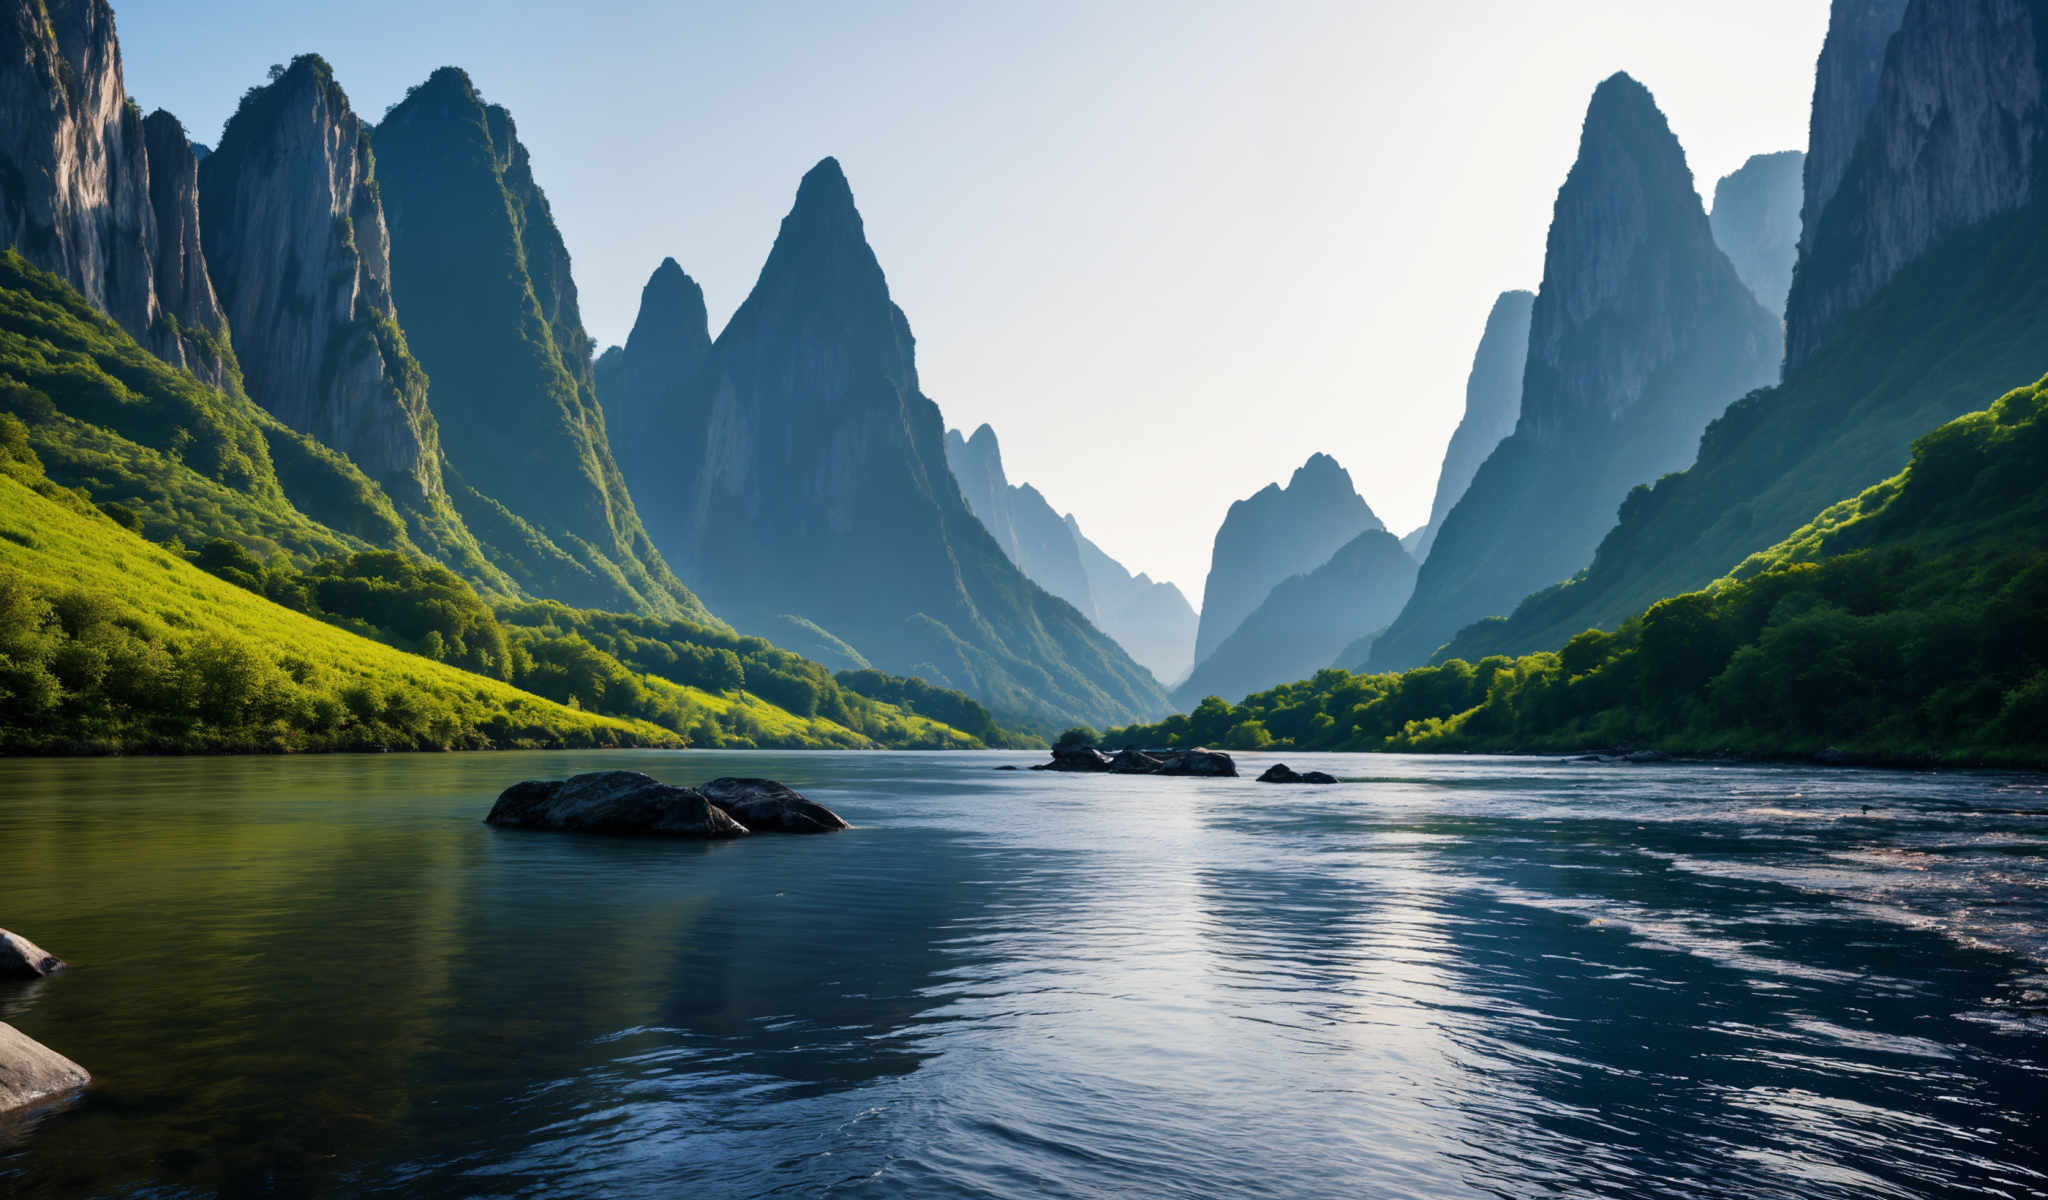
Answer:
1797;0;1914;269
1174;528;1415;708
373;67;713;622
1786;0;2044;366
1065;515;1199;686
1367;73;1781;672
623;156;1167;729
199;55;439;499
943;424;1097;619
1430;0;2048;665
140;110;231;387
598;256;713;537
1710;150;1806;317
1191;453;1377;672
1413;290;1533;562
0;0;227;383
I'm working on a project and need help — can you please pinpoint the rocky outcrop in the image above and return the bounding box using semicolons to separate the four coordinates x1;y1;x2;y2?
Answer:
1786;0;2046;367
944;423;1097;621
1257;764;1337;784
1412;291;1534;562
200;55;440;500
0;0;229;385
1797;0;1915;270
1193;453;1379;668
0;931;64;980
606;156;1166;729
1066;515;1199;686
1710;150;1806;318
598;257;713;537
0;1022;88;1115
1030;745;1237;776
698;777;851;833
1367;74;1781;672
374;68;714;622
1175;527;1416;708
485;771;749;838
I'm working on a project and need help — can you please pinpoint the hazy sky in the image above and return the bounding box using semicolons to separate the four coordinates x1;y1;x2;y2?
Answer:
119;1;1829;604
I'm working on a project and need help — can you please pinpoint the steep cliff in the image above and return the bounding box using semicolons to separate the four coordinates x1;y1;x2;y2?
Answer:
943;423;1097;620
1174;528;1415;708
1066;515;1199;686
1367;73;1781;672
199;55;439;500
627;157;1167;729
0;0;228;384
373;67;713;623
1433;0;2048;665
598;256;713;538
1412;290;1533;562
1786;0;2044;366
1191;452;1377;671
1709;150;1806;317
1798;0;1914;268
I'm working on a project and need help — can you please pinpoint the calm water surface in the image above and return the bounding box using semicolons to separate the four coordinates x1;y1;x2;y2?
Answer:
1;751;2044;1198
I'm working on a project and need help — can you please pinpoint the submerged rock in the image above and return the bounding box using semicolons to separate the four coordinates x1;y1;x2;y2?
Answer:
0;932;65;981
0;1022;88;1116
486;771;748;838
1257;764;1337;784
698;778;850;834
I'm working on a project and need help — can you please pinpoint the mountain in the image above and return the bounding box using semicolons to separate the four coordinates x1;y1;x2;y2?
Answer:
1412;291;1534;562
1709;150;1806;316
595;257;712;537
610;158;1168;730
1786;0;2044;367
1433;0;2048;666
1365;73;1782;671
1794;0;1915;298
372;68;713;622
0;0;229;383
1065;515;1199;686
943;423;1097;619
1174;528;1415;707
1191;452;1377;670
1108;369;2048;767
199;55;440;502
140;110;232;390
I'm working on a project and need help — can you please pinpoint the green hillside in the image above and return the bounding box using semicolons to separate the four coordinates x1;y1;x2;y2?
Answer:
1108;373;2048;767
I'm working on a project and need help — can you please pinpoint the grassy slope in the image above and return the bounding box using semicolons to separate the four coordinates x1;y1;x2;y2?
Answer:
0;461;678;753
1109;374;2048;766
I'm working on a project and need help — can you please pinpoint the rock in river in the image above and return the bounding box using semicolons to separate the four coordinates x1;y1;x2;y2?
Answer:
1033;744;1114;772
0;1022;89;1116
0;931;65;981
486;771;749;838
1257;764;1337;784
698;778;851;834
1155;748;1237;777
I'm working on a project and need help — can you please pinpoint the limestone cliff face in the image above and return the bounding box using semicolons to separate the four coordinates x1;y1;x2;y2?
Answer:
1191;453;1378;669
600;257;713;533
1709;150;1806;317
1413;290;1533;563
1797;0;1914;267
1066;514;1199;686
0;0;227;382
139;109;229;387
1787;0;2046;367
943;423;1097;621
1367;73;1781;672
200;55;439;498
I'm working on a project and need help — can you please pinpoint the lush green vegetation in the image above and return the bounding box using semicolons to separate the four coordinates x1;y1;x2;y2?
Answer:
0;420;677;753
1108;376;2048;767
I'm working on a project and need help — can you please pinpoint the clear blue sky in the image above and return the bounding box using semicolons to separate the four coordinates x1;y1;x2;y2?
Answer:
117;1;1829;603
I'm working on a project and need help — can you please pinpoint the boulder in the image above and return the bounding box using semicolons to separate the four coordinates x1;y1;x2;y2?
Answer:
1257;764;1337;784
0;1022;88;1116
1034;744;1113;772
485;771;749;838
1155;748;1237;777
698;778;850;834
1108;748;1165;774
0;932;65;981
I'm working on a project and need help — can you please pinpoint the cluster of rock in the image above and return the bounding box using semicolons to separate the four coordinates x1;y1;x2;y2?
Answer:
1257;764;1338;784
484;771;849;838
1026;744;1238;776
0;929;88;1119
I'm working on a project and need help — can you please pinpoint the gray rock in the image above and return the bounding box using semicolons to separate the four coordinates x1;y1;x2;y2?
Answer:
1035;744;1114;772
485;771;748;838
1155;747;1237;777
0;1022;88;1116
1257;764;1337;784
1107;748;1165;774
698;778;850;834
0;932;64;981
